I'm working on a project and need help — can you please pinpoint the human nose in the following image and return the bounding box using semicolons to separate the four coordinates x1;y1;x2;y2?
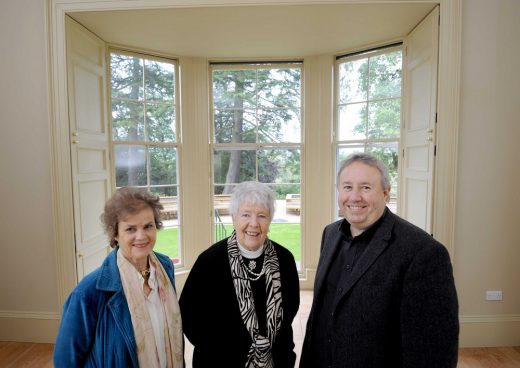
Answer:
135;228;147;239
249;215;260;226
350;188;362;201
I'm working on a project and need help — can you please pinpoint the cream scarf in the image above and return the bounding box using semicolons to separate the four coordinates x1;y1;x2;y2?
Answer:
117;250;183;368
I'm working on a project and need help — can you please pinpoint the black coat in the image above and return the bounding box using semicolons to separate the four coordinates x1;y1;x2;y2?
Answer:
179;238;300;367
300;210;459;368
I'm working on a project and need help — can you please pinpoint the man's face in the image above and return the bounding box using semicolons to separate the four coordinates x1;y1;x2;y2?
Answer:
337;161;390;236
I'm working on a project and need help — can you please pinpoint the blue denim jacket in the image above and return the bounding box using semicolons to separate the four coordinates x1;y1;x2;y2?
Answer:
53;248;176;368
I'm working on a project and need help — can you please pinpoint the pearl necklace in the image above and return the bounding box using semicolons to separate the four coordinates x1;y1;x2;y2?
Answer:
243;257;265;281
237;242;266;281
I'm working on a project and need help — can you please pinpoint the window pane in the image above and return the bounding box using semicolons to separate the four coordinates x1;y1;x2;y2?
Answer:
369;51;402;99
257;68;301;108
155;227;180;264
154;183;181;265
338;103;367;141
146;103;176;142
336;47;402;215
212;64;302;267
231;109;255;144
366;141;399;195
144;60;175;101
110;54;144;100
213;149;256;188
257;108;301;143
114;145;147;186
367;99;401;139
150;146;177;185
112;100;144;141
111;51;179;262
337;143;366;166
153;186;178;197
258;149;300;184
338;59;368;104
212;69;256;109
213;67;301;144
213;109;256;143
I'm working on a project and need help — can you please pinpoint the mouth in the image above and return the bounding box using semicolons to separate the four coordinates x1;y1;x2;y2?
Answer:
245;231;260;237
133;243;150;248
347;204;366;211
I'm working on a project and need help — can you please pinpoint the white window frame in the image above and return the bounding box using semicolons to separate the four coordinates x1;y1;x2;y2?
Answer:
108;48;184;265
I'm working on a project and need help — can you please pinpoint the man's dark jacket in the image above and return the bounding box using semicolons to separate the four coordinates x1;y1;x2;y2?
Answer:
300;209;459;368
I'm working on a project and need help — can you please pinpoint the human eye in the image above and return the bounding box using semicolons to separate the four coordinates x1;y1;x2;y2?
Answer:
343;184;352;191
125;226;136;233
362;185;371;191
145;223;155;229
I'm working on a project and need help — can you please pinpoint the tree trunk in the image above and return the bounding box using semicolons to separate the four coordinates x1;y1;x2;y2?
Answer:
127;58;141;186
223;75;244;194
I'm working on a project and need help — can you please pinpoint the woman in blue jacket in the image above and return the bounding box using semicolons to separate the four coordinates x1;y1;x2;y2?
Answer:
54;187;183;368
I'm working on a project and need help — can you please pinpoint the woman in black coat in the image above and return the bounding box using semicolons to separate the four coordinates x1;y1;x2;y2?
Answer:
179;181;300;368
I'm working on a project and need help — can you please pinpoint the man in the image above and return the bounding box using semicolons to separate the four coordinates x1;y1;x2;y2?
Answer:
300;153;459;368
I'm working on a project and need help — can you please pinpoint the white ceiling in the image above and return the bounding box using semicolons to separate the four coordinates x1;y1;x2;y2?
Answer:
69;3;436;59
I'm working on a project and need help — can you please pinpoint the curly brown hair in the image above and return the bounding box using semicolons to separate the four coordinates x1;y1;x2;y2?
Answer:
101;187;164;248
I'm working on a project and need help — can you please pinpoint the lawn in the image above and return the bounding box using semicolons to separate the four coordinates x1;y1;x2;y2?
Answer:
155;223;301;262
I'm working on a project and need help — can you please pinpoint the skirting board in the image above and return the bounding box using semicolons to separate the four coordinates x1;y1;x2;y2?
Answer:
1;311;519;347
0;311;60;343
460;314;520;347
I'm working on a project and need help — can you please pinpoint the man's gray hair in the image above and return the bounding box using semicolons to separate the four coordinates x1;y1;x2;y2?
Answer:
229;181;276;219
337;153;392;191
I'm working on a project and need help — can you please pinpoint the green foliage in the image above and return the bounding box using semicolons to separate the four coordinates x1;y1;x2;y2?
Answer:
110;52;177;190
338;50;402;191
212;66;302;194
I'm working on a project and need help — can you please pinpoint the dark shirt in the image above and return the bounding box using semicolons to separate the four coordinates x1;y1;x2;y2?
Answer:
243;253;267;336
309;209;388;367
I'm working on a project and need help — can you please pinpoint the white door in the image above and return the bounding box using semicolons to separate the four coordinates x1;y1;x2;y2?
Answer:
401;6;439;233
66;17;112;281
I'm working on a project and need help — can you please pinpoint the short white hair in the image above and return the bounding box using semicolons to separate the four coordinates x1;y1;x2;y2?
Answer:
229;181;275;219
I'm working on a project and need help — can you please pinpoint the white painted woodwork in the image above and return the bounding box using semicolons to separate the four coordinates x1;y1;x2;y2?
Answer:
66;17;111;281
401;6;439;233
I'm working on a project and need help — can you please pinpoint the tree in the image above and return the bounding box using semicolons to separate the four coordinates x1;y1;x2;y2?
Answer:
111;53;177;195
338;50;402;192
212;66;302;197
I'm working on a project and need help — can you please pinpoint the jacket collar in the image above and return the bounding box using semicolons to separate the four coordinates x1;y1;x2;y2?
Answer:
315;208;396;298
96;248;138;367
332;209;397;305
96;248;123;292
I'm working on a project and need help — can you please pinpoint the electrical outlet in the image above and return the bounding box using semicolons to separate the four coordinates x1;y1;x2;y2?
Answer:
485;290;503;301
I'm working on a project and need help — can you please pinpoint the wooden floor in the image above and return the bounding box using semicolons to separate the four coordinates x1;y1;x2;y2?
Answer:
1;341;519;367
2;292;519;367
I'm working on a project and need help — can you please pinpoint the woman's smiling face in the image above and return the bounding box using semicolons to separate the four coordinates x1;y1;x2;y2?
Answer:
232;201;271;251
115;206;157;267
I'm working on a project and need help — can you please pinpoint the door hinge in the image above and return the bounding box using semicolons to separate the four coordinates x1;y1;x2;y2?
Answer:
434;145;437;156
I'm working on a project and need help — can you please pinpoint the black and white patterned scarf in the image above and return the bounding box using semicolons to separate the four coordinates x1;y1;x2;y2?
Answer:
227;231;283;368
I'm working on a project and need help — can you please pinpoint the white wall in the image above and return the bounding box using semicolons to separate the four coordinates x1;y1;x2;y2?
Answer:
455;0;520;346
0;0;519;347
0;0;60;342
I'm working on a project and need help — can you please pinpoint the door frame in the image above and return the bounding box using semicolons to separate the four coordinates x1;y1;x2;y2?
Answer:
47;0;461;305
